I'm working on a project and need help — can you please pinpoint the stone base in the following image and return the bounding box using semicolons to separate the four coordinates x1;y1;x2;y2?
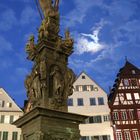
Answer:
13;107;87;140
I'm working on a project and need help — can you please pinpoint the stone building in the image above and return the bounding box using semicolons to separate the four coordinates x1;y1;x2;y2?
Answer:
108;61;140;140
0;88;23;140
68;72;114;140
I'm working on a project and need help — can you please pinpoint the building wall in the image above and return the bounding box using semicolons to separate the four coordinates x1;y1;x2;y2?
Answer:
68;72;114;140
108;61;140;140
0;88;23;140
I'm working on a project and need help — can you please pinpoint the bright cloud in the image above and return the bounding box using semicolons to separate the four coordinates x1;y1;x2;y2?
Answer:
75;20;106;54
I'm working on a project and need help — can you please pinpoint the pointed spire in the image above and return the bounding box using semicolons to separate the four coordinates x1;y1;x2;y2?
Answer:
125;56;128;62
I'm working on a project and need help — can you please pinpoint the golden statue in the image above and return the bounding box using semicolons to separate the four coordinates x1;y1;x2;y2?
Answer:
39;0;59;18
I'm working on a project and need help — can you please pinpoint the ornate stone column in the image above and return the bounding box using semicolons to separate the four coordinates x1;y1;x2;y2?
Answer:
14;1;87;139
14;107;86;140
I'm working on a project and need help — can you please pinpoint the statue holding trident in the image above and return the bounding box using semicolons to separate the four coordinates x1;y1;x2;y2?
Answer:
38;0;60;18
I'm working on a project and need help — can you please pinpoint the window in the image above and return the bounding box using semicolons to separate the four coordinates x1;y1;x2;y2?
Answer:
92;136;99;140
89;116;102;123
0;131;1;140
87;85;91;91
134;93;139;100
2;131;8;140
83;85;94;91
82;75;86;79
129;110;134;120
83;85;87;91
131;79;137;86
80;136;89;140
124;79;129;86
113;112;119;120
126;93;132;100
133;131;140;140
124;131;131;140
77;98;84;106
5;116;10;123
6;103;12;108
121;112;127;120
132;70;136;74
137;110;140;119
102;135;111;140
79;86;83;91
0;100;5;107
75;85;79;91
116;132;123;140
67;98;73;106
10;115;14;123
103;115;110;122
90;98;96;106
12;132;18;140
94;87;98;91
98;97;104;105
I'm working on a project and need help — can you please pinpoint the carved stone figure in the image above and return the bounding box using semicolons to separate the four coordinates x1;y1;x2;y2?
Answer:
25;35;37;60
40;60;47;80
64;68;75;97
50;66;64;97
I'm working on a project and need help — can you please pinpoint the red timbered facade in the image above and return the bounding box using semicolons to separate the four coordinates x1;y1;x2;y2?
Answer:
108;61;140;140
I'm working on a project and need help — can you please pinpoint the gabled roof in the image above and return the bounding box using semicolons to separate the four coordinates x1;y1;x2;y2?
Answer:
74;71;107;94
108;61;140;103
120;61;140;76
0;88;23;112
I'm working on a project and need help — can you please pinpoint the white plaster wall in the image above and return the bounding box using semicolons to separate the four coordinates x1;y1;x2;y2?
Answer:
68;72;114;140
0;111;23;140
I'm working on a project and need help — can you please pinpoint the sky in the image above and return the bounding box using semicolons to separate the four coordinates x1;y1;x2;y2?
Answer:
0;0;140;107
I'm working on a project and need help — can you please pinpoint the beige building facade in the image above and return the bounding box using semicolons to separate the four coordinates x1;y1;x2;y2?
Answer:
0;88;23;140
68;72;114;140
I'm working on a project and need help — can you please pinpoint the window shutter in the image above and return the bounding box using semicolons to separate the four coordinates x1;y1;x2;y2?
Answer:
91;85;94;91
2;101;5;107
0;131;1;140
12;132;18;140
0;115;5;123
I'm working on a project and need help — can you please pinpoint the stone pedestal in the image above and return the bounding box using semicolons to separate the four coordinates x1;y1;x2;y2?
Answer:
14;107;86;140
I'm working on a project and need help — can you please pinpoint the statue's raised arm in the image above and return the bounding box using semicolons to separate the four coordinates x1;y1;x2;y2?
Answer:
54;0;59;11
39;0;60;18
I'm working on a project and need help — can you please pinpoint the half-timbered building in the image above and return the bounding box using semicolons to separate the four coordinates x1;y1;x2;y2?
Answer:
108;61;140;140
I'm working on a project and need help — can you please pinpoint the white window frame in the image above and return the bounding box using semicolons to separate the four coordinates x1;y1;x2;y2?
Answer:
134;93;139;100
121;111;127;120
133;131;140;140
116;132;123;140
126;93;132;100
5;115;10;123
113;112;119;120
124;131;131;140
79;86;83;92
87;85;91;91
